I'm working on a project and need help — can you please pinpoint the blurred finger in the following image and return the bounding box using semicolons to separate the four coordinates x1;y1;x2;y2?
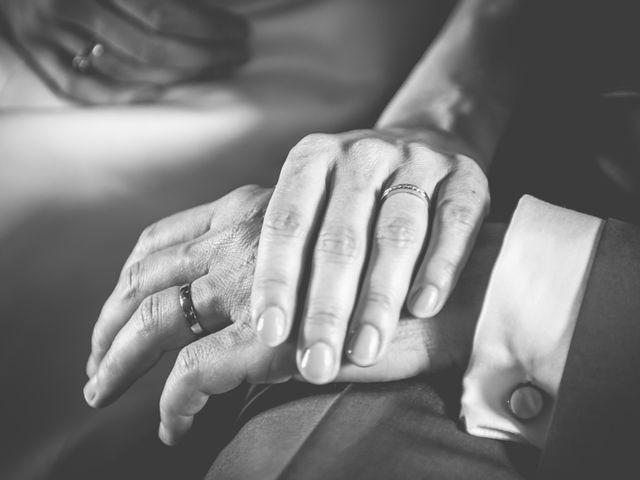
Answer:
36;22;199;86
22;34;159;104
407;160;490;318
55;0;245;70
346;181;431;367
107;0;250;42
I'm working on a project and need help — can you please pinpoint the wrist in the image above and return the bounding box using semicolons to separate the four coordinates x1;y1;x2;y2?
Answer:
378;85;506;170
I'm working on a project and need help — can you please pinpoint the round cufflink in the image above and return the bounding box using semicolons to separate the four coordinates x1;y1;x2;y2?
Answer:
506;382;547;422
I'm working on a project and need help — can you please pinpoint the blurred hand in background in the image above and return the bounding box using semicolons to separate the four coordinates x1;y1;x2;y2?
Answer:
0;0;250;104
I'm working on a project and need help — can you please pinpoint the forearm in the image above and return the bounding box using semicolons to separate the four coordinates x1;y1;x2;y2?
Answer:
377;0;530;167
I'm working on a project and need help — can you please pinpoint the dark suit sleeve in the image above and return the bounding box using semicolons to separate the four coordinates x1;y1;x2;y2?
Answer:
538;219;640;479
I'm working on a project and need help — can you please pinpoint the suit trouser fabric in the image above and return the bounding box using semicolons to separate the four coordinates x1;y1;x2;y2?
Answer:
208;375;539;480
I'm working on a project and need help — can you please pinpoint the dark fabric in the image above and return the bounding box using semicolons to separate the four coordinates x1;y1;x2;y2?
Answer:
539;219;640;479
208;374;539;480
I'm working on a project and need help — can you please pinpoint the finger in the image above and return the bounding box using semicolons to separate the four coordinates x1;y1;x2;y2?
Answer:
122;202;216;272
159;323;280;445
88;239;210;376
251;135;337;347
21;33;160;104
107;0;250;42
346;179;431;367
296;149;392;384
338;317;432;382
85;274;232;408
122;185;269;271
407;160;490;318
55;1;247;70
35;22;197;87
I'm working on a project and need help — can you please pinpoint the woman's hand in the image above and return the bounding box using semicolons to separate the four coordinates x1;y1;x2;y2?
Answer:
0;0;249;104
251;128;490;384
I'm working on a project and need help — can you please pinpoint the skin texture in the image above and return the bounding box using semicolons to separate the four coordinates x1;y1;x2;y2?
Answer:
251;127;490;385
0;0;250;104
84;185;505;445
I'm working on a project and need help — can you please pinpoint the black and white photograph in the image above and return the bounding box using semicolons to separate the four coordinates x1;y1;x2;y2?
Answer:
1;1;638;479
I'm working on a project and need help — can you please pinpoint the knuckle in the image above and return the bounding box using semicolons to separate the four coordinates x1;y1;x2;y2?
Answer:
349;137;396;160
305;304;344;330
175;344;204;379
177;241;204;270
315;224;360;262
137;224;157;250
363;289;395;313
136;294;163;338
263;206;306;239
121;260;144;300
253;274;290;291
375;216;421;250
439;200;479;231
286;134;338;167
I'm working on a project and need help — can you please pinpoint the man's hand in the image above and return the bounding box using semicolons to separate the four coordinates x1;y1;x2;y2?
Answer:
84;182;503;444
84;185;270;407
0;0;249;104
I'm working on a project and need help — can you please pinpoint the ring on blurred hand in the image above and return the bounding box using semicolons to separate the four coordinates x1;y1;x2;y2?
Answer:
179;284;205;336
72;43;105;73
380;184;431;208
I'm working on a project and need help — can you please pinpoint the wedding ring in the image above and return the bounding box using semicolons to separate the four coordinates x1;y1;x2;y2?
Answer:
72;43;105;73
179;284;205;336
380;184;431;208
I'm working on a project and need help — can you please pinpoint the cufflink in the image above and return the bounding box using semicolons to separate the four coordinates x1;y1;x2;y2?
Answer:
506;382;547;422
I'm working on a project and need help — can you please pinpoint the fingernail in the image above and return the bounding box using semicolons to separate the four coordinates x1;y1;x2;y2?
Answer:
347;324;381;366
409;285;439;317
300;342;335;384
256;306;287;346
83;376;97;407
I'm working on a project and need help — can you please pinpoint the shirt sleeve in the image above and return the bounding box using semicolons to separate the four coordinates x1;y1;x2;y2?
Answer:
460;195;604;448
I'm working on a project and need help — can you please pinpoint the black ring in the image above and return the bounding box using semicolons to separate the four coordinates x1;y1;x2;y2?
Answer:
179;284;205;336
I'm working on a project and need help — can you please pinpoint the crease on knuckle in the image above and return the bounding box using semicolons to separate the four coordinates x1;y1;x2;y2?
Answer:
439;199;479;232
264;207;306;239
254;275;290;291
363;290;395;313
305;304;344;331
136;294;163;338
315;224;360;262
375;216;421;250
175;344;204;380
348;137;396;162
122;260;144;300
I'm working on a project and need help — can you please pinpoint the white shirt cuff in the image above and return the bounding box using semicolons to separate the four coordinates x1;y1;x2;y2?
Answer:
460;195;604;448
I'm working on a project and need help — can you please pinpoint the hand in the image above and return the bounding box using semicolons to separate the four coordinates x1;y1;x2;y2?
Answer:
84;185;270;407
158;222;505;445
0;0;249;104
251;128;490;384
